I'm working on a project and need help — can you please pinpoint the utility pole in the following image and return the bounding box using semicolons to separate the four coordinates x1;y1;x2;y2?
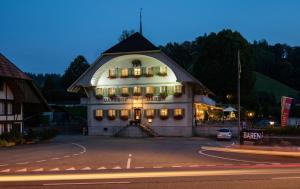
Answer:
237;49;241;144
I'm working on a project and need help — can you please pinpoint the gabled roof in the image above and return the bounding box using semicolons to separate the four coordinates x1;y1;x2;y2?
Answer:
103;32;160;54
0;53;32;80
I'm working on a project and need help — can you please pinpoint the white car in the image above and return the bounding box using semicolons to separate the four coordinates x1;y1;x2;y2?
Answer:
217;128;232;140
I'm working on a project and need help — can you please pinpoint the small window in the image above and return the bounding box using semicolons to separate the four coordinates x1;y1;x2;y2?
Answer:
95;109;103;120
158;66;167;76
174;108;184;119
0;102;5;115
145;86;154;97
108;88;116;97
160;86;168;98
145;109;154;118
109;68;116;78
121;87;129;97
160;108;168;120
133;67;141;77
95;88;103;99
174;85;183;97
108;109;116;120
133;86;141;96
121;68;129;77
120;109;129;120
145;67;153;76
7;102;12;115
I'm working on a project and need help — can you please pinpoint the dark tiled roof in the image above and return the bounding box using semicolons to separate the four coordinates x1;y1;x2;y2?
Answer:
103;32;159;54
0;53;32;80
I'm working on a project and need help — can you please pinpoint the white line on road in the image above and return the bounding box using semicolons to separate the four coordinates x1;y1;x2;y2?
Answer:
73;154;80;156
97;167;106;170
71;143;87;153
43;181;131;186
66;167;76;171
272;176;300;180
16;162;29;165
32;168;44;172
134;167;144;169
153;166;163;168
81;167;92;171
189;165;200;168
0;169;10;173
171;165;182;168
126;154;132;169
0;164;8;167
15;168;27;173
51;157;60;160
112;166;122;169
36;160;46;163
49;168;60;171
64;155;70;158
198;150;273;164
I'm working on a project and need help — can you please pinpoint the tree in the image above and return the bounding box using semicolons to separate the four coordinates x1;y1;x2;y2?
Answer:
118;30;135;42
61;55;89;89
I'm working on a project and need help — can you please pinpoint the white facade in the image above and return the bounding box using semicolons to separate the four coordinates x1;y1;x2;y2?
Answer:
0;81;23;135
69;34;214;137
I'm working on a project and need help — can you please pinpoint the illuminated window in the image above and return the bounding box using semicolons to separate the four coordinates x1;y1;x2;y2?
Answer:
159;66;167;76
160;108;168;119
174;85;183;97
174;108;184;119
145;86;154;97
108;68;116;78
108;88;116;97
121;68;129;77
133;86;141;96
95;109;103;120
120;109;129;120
145;109;154;118
160;86;168;98
145;67;153;76
108;109;116;120
121;87;129;96
95;88;103;98
134;67;141;77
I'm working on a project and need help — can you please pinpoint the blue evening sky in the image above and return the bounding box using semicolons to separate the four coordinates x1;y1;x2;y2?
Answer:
0;0;299;74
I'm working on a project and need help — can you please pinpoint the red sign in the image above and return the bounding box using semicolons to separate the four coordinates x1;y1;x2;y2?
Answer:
281;96;293;127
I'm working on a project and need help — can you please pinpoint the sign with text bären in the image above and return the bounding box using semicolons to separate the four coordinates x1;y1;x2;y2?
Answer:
281;96;293;127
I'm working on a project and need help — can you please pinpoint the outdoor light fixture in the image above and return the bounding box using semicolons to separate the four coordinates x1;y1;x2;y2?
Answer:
148;118;152;123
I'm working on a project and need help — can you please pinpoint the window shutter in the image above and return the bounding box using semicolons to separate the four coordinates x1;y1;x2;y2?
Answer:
129;68;133;77
154;87;160;95
182;108;185;117
167;86;173;95
103;88;108;97
182;85;185;94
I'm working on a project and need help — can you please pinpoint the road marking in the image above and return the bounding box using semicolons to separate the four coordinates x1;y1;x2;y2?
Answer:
112;166;121;169
51;157;60;160
66;167;76;171
272;176;300;180
126;154;132;169
3;168;300;182
43;181;131;186
64;155;70;158
49;168;60;171
16;162;29;165
0;169;10;173
97;167;106;170
134;167;144;169
36;160;46;163
15;168;27;173
153;166;163;168
81;167;92;171
71;143;86;153
0;164;8;167
189;165;200;168
199;150;272;164
171;165;182;168
73;154;80;156
32;168;44;172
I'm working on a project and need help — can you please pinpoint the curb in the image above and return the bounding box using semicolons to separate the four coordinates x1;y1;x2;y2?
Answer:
201;146;300;158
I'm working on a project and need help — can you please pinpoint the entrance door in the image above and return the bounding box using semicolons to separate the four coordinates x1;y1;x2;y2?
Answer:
134;108;142;123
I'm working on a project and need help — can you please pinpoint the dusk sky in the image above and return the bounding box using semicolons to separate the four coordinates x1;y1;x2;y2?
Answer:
0;0;299;74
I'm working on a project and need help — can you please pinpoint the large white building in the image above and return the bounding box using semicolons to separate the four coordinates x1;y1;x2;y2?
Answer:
68;33;216;136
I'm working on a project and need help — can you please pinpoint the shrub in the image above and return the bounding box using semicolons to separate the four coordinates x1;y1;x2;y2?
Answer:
39;128;59;141
0;139;15;147
0;130;23;144
24;129;38;142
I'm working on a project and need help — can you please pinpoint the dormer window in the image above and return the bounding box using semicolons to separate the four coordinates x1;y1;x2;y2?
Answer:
95;88;103;99
108;68;116;78
108;88;116;98
174;85;183;97
133;86;141;96
133;67;141;77
145;67;153;77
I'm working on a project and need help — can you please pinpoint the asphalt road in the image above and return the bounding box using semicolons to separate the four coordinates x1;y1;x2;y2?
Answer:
1;135;300;188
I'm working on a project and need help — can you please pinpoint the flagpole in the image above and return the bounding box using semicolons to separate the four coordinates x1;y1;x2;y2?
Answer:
237;49;241;144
